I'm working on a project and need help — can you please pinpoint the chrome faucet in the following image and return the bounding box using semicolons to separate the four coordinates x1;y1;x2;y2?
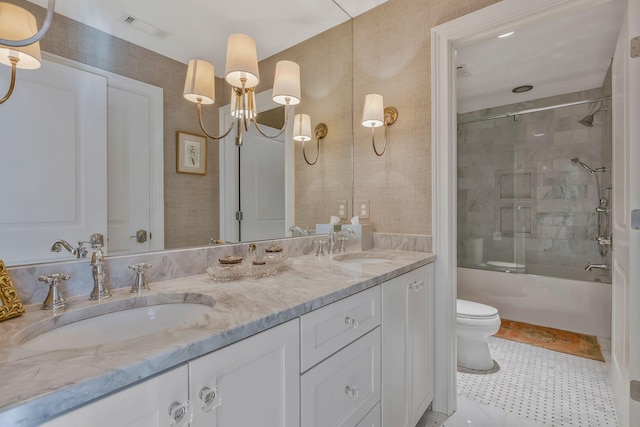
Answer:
328;229;336;255
89;233;111;300
338;229;355;253
585;262;609;271
50;239;89;259
289;225;311;236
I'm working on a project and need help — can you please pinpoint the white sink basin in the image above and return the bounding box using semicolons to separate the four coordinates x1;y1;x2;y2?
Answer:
17;294;215;351
333;254;393;265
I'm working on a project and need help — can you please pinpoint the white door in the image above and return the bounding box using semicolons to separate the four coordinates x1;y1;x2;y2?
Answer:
240;127;286;242
42;364;189;427
107;87;152;255
611;0;640;425
0;57;107;265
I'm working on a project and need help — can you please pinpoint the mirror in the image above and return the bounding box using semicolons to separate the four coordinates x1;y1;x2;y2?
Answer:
0;1;353;266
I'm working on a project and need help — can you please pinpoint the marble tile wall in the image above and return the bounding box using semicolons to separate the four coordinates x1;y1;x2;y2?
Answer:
457;88;612;283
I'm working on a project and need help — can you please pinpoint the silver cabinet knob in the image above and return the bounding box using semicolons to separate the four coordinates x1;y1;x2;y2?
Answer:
168;400;192;426
344;385;360;401
198;386;221;413
345;315;359;329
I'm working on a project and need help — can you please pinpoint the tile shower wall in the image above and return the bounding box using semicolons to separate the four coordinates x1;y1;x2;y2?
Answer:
457;88;612;283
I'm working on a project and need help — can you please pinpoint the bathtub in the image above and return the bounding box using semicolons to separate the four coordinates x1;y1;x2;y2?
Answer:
457;266;612;338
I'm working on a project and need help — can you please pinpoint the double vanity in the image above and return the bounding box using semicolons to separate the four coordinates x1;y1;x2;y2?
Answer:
0;248;435;427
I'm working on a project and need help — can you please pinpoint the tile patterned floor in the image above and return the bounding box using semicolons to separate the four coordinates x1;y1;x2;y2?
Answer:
419;336;618;427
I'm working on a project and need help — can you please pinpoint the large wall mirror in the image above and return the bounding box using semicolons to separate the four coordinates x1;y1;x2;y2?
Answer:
0;0;362;266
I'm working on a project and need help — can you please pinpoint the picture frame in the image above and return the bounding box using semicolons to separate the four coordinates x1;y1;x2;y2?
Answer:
0;260;25;322
176;131;207;175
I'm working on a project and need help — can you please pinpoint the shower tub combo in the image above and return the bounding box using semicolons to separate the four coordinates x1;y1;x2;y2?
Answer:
457;95;613;338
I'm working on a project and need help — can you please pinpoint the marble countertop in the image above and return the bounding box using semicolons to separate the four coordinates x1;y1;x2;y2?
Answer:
0;249;435;426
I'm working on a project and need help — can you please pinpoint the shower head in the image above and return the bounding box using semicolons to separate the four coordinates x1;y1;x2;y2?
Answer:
570;157;596;173
578;105;608;127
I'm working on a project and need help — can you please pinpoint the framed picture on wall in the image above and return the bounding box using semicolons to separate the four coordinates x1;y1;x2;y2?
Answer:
176;131;207;175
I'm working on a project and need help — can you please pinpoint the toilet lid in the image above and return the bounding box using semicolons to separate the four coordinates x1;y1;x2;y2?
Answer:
457;299;498;319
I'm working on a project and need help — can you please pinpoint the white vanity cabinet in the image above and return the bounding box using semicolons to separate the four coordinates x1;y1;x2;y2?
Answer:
188;319;300;427
300;286;381;427
42;364;190;427
381;264;434;427
42;319;299;427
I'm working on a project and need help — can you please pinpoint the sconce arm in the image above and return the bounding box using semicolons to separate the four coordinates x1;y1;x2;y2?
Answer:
250;104;290;139
197;101;234;140
0;58;18;105
371;126;387;157
302;138;319;165
0;0;56;47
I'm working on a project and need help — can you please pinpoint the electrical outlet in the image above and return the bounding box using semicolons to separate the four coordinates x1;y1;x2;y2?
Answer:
358;200;370;219
337;199;348;219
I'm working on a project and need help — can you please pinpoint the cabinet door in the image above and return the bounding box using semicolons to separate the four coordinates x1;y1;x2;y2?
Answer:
189;319;299;427
381;265;434;427
408;263;434;425
42;365;189;427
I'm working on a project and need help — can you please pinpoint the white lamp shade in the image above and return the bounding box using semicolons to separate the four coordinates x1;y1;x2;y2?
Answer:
183;59;215;104
362;93;384;128
0;3;41;70
293;114;312;142
225;34;260;88
272;60;300;105
231;89;256;119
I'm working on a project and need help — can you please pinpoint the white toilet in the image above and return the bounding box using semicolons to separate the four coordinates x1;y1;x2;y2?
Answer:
456;299;501;371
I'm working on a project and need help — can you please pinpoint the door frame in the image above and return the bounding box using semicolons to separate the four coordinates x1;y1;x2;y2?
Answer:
42;52;165;252
430;0;616;415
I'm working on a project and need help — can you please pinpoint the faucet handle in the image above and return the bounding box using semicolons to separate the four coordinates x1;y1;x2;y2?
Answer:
129;263;152;293
38;273;70;310
316;240;326;257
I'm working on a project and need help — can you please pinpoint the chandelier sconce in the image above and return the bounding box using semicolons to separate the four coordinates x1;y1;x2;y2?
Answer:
292;113;328;166
0;1;56;105
361;93;398;156
183;34;301;147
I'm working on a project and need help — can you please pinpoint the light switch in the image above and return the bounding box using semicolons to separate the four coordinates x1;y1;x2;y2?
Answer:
358;200;370;219
337;199;348;219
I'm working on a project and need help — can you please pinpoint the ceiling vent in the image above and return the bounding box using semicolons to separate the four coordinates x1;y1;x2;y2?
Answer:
457;63;472;78
120;14;169;39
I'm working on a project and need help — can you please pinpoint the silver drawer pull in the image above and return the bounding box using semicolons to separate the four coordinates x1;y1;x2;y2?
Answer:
199;386;221;413
168;400;192;426
409;280;424;292
344;385;360;401
345;315;359;329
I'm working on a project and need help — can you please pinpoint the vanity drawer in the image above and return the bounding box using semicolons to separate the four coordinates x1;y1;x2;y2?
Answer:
356;402;381;427
300;285;380;372
301;328;381;427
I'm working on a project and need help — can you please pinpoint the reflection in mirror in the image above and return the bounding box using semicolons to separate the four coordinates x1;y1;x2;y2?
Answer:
0;1;354;266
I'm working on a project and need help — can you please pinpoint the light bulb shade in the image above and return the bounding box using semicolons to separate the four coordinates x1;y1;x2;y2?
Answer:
293;114;312;142
0;3;41;70
272;60;300;105
231;89;256;119
183;59;215;104
225;34;260;88
362;93;384;128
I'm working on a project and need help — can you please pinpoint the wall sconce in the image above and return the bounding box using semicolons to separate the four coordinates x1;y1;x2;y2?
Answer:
183;34;301;147
361;93;398;156
293;113;328;166
0;2;55;105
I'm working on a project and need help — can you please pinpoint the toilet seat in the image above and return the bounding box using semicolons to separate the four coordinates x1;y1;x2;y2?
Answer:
457;299;498;319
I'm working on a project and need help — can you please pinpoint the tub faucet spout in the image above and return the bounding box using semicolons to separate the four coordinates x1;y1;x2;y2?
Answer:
585;262;609;271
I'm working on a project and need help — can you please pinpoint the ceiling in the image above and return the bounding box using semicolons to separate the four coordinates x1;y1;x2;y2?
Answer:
456;0;626;113
27;0;387;76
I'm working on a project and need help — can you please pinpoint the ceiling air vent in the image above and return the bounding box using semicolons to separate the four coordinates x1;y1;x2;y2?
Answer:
120;14;169;39
457;63;472;78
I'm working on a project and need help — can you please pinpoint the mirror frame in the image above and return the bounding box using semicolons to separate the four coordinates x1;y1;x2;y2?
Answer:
0;260;25;321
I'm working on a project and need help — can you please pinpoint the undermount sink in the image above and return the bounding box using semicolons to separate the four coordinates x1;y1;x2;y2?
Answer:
16;293;215;351
333;253;393;265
